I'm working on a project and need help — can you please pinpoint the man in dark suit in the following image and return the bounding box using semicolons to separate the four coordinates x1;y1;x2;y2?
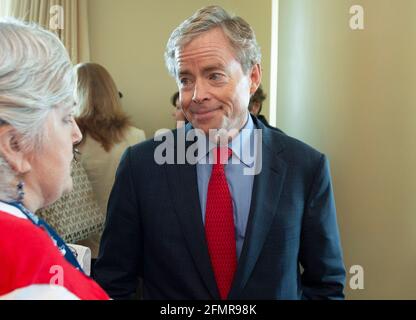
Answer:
94;5;345;300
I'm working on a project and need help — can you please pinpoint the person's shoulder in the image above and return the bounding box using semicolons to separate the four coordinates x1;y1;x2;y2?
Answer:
0;212;39;242
130;127;175;153
119;135;162;169
0;212;109;300
123;127;184;169
0;212;57;253
260;122;324;167
126;126;146;142
0;212;61;276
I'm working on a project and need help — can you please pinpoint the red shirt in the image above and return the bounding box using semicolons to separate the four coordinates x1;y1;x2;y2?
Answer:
0;205;109;300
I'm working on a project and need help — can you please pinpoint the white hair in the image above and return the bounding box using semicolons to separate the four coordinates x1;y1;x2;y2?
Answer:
0;18;75;202
165;5;262;78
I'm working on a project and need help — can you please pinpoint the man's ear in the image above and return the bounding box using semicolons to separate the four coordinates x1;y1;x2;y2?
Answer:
249;64;262;95
0;126;31;174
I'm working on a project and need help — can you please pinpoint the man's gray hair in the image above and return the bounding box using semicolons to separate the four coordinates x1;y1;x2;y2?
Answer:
165;5;262;78
0;18;74;202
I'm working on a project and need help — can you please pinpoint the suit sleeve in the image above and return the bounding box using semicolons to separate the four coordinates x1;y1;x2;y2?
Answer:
299;154;346;299
93;147;142;300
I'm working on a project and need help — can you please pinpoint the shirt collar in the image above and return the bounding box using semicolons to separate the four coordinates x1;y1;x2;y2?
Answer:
187;113;255;167
229;114;255;167
0;201;28;220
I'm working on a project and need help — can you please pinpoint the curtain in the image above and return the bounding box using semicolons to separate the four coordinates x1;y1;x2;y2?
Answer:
0;0;89;64
0;0;12;17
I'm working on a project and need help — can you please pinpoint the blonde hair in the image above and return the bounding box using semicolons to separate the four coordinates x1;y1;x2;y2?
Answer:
75;63;131;152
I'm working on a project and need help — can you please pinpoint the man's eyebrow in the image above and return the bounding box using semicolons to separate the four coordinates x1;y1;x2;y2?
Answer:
178;64;226;77
178;69;192;77
202;64;226;74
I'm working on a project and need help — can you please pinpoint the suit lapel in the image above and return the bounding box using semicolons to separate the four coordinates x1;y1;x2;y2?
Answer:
229;120;287;299
164;132;219;299
164;121;288;300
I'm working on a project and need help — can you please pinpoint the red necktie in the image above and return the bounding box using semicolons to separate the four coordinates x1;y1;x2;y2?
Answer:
205;147;237;300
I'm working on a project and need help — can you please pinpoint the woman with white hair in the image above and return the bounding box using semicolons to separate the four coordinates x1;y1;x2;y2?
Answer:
0;19;109;300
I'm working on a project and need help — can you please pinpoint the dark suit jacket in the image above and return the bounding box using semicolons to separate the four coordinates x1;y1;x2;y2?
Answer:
94;116;346;300
256;114;270;127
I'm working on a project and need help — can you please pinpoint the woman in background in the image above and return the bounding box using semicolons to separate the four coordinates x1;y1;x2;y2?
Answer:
0;19;108;300
74;63;146;260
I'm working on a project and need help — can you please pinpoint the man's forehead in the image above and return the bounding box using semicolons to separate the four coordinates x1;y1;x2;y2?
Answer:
182;29;229;49
185;27;227;43
177;47;229;63
176;53;234;76
177;28;235;56
176;45;237;72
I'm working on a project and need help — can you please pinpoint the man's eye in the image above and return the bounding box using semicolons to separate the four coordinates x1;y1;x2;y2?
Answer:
180;78;191;86
209;73;224;81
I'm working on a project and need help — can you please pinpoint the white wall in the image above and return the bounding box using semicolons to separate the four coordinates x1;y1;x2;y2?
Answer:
278;0;416;299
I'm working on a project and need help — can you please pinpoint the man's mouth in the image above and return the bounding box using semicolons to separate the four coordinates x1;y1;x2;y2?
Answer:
192;107;221;121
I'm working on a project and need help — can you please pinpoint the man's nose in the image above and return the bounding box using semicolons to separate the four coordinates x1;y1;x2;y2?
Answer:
192;79;209;104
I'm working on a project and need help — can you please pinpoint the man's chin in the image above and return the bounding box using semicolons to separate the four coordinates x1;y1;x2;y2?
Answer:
191;119;228;134
190;122;214;135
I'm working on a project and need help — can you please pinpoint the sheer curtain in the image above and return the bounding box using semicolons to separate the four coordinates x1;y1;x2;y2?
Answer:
0;0;89;64
0;0;12;17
